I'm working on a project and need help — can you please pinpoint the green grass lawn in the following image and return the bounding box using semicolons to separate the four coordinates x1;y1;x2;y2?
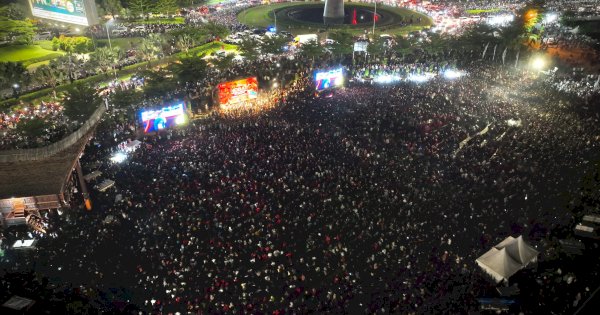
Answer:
206;0;234;4
0;44;64;66
237;2;432;36
26;59;51;70
35;40;54;50
133;17;185;24
465;9;501;14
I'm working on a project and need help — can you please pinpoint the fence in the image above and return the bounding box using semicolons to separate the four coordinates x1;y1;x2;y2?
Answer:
0;105;106;163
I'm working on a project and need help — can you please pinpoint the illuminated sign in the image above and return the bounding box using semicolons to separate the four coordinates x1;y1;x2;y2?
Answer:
140;103;186;133
315;68;344;91
217;77;259;106
29;0;99;26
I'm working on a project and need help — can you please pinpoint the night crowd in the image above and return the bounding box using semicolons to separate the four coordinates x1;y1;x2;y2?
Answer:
2;46;600;314
1;1;600;314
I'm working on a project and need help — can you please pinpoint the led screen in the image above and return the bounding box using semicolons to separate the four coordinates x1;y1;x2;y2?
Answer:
217;77;259;106
315;68;344;91
29;0;99;26
140;103;186;133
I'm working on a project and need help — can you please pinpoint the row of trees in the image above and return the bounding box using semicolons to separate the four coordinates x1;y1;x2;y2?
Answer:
97;0;184;18
2;20;228;98
0;4;35;45
51;35;94;54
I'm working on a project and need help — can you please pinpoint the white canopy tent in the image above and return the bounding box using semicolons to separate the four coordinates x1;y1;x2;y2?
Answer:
476;236;539;283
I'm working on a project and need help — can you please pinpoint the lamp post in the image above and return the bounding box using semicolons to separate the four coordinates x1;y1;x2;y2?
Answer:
105;18;119;79
372;1;377;35
12;83;19;99
105;18;114;50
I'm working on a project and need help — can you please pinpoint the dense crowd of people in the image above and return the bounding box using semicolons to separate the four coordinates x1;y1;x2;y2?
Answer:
3;51;600;313
0;101;70;150
2;1;600;314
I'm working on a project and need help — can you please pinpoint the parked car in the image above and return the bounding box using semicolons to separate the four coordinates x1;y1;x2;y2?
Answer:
111;27;128;36
35;31;53;41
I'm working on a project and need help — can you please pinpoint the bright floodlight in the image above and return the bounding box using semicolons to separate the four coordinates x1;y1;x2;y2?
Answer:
175;114;186;125
408;73;433;83
532;57;546;70
487;14;514;26
443;69;464;79
543;13;558;24
110;152;127;163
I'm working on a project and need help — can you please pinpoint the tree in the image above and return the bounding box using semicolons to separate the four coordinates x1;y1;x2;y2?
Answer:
0;3;26;20
497;23;523;51
99;0;124;18
366;36;387;58
139;33;164;64
461;23;496;49
89;46;121;73
0;18;36;45
514;0;545;47
127;0;153;18
141;69;177;98
168;55;208;86
211;54;235;73
203;22;229;41
422;32;448;55
298;40;325;63
51;35;93;54
392;35;416;59
50;54;85;83
33;64;67;93
63;82;102;122
260;35;290;55
327;31;354;58
155;0;178;16
0;62;27;91
110;87;142;113
175;33;195;54
237;35;261;62
170;27;210;44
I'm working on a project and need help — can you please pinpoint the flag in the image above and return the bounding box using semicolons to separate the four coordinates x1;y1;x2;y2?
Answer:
502;47;508;65
492;44;497;61
482;43;489;59
515;49;520;68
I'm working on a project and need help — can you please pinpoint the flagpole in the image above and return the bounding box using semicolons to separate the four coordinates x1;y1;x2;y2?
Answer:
373;1;377;35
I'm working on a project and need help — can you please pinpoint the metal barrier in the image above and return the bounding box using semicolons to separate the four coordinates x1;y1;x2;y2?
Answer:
0;105;106;163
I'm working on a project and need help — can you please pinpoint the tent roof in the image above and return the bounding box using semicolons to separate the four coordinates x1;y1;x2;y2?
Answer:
476;248;523;282
495;235;539;265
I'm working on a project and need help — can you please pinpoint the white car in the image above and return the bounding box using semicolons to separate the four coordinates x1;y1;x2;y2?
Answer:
111;27;128;35
35;31;53;40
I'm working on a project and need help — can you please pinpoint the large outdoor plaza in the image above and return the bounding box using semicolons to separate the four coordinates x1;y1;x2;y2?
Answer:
1;0;600;314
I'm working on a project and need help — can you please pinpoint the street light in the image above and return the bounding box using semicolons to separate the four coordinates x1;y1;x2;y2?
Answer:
105;18;115;50
531;57;546;71
12;83;20;98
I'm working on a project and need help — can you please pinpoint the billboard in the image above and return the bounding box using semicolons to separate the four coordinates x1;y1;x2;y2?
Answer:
217;77;259;106
140;103;186;133
315;68;344;91
29;0;99;26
